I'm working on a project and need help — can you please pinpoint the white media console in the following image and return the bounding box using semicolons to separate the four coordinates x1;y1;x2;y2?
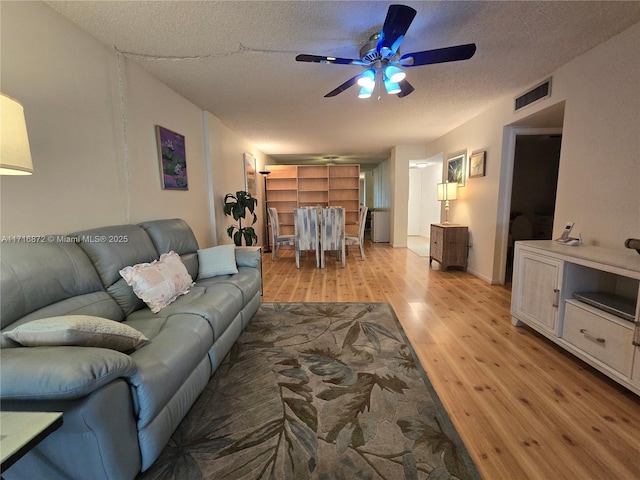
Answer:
511;240;640;396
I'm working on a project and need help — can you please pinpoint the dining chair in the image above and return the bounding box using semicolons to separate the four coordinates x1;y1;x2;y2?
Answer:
321;207;345;268
293;207;320;268
268;207;295;261
346;204;368;260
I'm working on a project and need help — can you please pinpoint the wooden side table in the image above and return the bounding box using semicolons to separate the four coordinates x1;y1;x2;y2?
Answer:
429;224;469;271
1;411;63;473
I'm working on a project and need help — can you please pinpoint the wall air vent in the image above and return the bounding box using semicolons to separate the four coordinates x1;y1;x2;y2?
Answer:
515;78;551;111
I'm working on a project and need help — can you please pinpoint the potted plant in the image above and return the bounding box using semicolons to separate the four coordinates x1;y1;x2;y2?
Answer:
223;190;258;246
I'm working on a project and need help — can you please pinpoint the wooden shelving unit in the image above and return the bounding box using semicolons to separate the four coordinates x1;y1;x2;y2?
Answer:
298;165;329;209
329;165;360;230
265;164;360;237
265;165;297;235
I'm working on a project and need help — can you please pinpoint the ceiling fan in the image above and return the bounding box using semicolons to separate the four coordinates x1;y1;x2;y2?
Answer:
295;4;476;99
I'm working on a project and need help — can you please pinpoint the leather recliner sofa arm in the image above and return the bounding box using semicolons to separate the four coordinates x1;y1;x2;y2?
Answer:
0;346;136;401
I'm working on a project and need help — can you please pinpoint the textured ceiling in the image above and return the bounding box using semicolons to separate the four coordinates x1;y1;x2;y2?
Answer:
46;1;640;169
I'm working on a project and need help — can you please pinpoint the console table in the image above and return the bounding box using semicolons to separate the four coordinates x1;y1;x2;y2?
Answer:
511;240;640;395
0;411;63;472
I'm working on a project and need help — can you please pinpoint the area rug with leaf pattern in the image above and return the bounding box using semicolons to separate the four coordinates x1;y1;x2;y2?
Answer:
138;302;480;480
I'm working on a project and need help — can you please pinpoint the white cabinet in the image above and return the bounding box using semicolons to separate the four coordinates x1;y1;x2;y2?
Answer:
511;241;640;396
511;248;563;335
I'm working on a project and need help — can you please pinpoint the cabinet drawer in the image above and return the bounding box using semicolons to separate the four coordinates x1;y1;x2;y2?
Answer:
563;301;634;376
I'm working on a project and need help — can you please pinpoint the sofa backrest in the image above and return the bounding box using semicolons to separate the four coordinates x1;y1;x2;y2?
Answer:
138;218;200;280
1;219;201;331
0;241;124;346
73;224;159;316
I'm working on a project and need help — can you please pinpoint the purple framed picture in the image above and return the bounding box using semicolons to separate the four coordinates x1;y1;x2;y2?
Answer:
156;125;188;190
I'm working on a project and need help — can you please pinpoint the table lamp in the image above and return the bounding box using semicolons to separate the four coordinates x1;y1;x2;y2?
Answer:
437;181;458;224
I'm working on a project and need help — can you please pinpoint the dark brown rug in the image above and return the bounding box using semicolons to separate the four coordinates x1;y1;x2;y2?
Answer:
138;302;480;480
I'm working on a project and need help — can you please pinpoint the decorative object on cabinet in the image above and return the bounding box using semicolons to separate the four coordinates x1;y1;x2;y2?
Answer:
429;224;468;271
468;151;486;178
259;170;271;252
244;153;257;195
0;93;33;175
437;181;458;224
223;190;258;246
511;240;640;396
447;153;465;186
156;125;187;190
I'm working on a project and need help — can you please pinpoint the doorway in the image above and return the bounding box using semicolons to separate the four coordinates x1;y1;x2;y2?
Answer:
407;155;442;257
505;134;562;282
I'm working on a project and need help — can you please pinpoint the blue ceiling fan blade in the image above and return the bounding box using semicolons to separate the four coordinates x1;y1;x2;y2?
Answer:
296;54;364;66
324;74;362;97
400;43;477;67
397;79;415;98
377;5;417;57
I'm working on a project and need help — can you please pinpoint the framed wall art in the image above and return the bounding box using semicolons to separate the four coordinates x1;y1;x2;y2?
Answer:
469;151;486;178
156;126;188;190
447;153;466;187
244;153;256;195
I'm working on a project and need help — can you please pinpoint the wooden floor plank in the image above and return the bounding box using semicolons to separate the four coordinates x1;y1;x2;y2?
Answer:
262;242;640;480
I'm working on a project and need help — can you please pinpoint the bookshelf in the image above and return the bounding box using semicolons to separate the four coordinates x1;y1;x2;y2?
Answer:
265;164;360;237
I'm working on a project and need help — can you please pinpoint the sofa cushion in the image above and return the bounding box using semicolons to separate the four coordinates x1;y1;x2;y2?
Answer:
0;242;106;329
197;245;238;279
196;267;261;304
3;315;148;352
120;252;195;313
75;224;159;315
139;219;200;279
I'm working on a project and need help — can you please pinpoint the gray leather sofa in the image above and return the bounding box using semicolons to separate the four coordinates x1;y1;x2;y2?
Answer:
0;219;261;480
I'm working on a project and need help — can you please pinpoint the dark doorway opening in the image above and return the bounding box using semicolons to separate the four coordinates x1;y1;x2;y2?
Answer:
505;134;562;282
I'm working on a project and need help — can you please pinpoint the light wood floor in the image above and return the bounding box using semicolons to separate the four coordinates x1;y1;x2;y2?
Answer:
261;242;640;480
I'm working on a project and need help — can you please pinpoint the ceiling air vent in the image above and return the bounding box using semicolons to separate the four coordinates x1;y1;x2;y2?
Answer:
515;78;551;111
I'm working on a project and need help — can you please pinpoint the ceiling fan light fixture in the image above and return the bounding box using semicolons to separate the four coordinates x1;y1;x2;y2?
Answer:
357;69;376;88
384;65;406;83
383;78;401;95
358;84;374;99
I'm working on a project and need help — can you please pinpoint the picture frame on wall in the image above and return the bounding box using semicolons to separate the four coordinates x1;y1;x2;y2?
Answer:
156;125;188;190
447;153;466;186
469;151;486;178
244;153;256;195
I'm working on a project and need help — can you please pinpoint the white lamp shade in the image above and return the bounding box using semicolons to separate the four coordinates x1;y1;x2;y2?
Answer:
0;93;33;175
437;182;458;201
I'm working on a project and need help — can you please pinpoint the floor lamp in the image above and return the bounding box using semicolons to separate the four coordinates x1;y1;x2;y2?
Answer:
259;170;271;253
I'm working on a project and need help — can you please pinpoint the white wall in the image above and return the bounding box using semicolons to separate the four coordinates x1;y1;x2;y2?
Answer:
0;1;271;248
204;112;271;246
408;163;441;237
417;21;640;283
390;145;427;247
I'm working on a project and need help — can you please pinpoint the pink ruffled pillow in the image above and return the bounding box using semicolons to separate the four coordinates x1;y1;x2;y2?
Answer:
120;251;195;313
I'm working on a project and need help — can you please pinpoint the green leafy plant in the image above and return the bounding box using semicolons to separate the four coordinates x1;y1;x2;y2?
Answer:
223;190;258;246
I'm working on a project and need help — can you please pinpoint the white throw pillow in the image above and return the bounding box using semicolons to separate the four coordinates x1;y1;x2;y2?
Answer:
197;244;238;279
119;251;194;313
3;315;148;352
